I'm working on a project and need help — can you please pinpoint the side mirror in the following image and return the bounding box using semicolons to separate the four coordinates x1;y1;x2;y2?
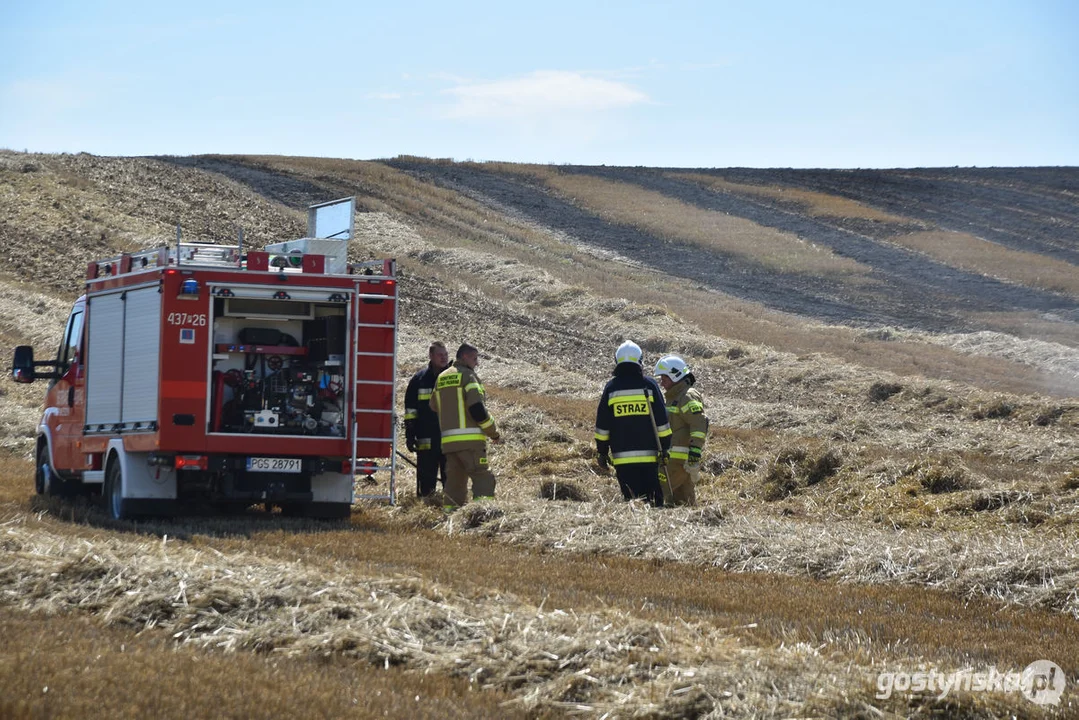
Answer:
12;345;35;383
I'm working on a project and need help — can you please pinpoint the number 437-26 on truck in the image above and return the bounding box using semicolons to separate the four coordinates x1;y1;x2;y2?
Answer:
12;199;400;520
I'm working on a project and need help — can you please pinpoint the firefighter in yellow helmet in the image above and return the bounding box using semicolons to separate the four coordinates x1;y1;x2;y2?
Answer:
653;354;707;506
430;343;501;508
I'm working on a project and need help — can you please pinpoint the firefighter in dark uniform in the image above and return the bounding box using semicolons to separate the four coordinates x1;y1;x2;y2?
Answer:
403;341;450;496
430;343;501;508
594;340;672;506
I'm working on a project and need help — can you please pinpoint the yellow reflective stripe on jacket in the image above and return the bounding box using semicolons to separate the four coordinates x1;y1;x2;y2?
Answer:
457;388;465;428
594;427;610;441
479;417;494;429
403;408;418;420
669;445;690;460
656;422;672;438
690;430;707;440
681;400;704;414
442;432;488;444
417;391;433;401
612;449;657;465
667;405;680;414
608;389;649;404
465;382;483;394
443;427;488;437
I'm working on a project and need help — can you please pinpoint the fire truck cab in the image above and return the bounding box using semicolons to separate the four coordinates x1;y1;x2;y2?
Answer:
12;199;398;520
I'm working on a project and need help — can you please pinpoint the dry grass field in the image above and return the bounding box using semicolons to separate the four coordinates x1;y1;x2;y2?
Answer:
1;150;1078;717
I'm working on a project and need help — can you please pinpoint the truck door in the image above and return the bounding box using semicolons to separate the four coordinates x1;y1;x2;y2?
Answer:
48;304;87;472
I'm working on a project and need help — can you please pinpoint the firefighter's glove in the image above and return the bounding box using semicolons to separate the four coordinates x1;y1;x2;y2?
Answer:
405;436;418;453
596;452;610;471
688;447;702;466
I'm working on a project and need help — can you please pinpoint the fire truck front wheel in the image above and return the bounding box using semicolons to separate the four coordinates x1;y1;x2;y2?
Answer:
105;457;133;520
37;442;76;498
34;443;48;495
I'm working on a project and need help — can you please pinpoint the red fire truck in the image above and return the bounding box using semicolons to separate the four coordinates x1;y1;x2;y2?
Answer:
12;205;398;520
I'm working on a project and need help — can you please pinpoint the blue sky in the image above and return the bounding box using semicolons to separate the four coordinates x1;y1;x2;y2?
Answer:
1;1;1076;167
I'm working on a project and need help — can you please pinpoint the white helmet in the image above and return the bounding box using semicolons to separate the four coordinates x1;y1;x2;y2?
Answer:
654;354;690;381
615;340;643;365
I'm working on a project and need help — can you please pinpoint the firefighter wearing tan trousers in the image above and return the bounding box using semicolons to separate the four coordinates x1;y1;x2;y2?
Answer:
430;343;501;508
654;355;708;506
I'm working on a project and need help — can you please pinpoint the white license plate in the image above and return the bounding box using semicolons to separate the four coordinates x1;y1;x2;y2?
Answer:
247;457;302;473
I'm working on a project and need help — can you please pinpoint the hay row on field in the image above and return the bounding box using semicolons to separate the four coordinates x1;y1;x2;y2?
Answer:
1;509;1055;716
0;511;909;717
433;498;1079;620
909;328;1079;382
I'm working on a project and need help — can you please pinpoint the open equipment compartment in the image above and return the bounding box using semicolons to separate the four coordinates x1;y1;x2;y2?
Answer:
208;292;351;438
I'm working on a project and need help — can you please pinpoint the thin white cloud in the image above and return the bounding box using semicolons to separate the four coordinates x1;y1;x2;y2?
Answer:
366;92;403;101
442;70;648;119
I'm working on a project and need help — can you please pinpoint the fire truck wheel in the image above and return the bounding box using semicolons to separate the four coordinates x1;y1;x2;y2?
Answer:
34;444;48;495
37;443;76;498
105;458;133;520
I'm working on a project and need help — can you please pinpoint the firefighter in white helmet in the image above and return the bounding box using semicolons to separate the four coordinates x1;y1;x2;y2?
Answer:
653;354;708;506
594;341;672;505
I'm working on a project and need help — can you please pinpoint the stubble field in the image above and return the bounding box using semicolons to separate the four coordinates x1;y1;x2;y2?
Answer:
1;150;1077;717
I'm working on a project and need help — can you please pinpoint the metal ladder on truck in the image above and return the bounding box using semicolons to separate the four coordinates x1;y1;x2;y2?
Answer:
349;260;399;504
